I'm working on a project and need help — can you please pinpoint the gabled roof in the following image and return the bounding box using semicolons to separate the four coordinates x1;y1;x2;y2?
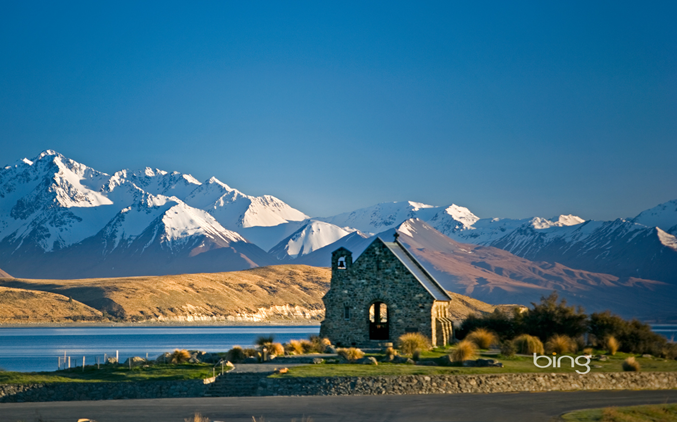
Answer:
380;238;451;302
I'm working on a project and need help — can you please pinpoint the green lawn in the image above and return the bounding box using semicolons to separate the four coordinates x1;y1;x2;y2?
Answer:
562;404;677;421
271;349;677;378
0;363;217;384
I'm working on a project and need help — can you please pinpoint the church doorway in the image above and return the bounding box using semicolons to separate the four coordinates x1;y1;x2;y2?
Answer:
369;301;389;340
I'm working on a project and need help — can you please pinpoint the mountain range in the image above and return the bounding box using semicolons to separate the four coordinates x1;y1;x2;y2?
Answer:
1;150;676;318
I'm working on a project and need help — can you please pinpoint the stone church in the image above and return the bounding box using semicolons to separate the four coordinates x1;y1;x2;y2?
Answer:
320;234;453;347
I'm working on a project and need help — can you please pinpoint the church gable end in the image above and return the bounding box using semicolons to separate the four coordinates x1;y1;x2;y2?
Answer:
320;236;453;347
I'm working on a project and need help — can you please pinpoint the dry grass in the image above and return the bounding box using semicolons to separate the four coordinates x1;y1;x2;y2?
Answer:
266;342;285;356
466;328;498;349
583;347;594;355
513;334;544;355
184;412;210;422
170;349;191;364
545;335;576;355
385;347;397;358
337;348;364;362
255;335;275;346
451;340;477;362
607;336;620;355
622;356;641;372
243;348;258;358
398;333;432;356
300;339;315;353
286;340;304;355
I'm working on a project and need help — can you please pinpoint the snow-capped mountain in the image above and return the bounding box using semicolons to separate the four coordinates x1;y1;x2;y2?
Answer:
316;201;442;234
268;220;361;259
0;150;299;278
632;199;677;235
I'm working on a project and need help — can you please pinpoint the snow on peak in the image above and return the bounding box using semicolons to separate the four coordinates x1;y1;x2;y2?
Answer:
632;199;677;235
270;220;357;258
159;202;247;245
317;201;442;234
656;227;677;251
529;215;585;230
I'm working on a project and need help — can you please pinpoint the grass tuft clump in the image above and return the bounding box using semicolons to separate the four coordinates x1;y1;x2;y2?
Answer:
451;340;477;362
545;334;576;355
466;328;498;349
228;346;245;363
513;334;544;355
622;356;641;372
184;412;210;422
170;349;191;364
398;332;431;356
337;347;364;362
607;336;620;355
500;340;516;357
255;335;275;346
267;342;285;356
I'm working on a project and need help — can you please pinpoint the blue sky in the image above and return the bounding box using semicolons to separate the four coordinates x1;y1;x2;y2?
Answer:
1;1;675;220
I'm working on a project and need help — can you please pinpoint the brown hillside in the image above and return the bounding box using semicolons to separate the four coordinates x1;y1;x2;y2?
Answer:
0;267;11;278
0;286;104;323
0;264;516;324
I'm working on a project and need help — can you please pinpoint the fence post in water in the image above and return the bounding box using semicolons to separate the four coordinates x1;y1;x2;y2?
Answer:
97;356;100;369
83;356;85;371
116;350;119;362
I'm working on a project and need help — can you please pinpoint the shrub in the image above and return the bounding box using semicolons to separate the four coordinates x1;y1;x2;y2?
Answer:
456;309;519;341
308;335;331;353
412;350;421;361
513;334;544;355
398;332;431;356
500;340;516;357
466;328;498;349
243;348;258;358
451;340;477;362
583;347;594;355
590;311;668;354
300;339;314;353
606;336;620;355
545;335;576;355
184;412;210;422
228;346;246;363
660;344;677;360
518;292;588;341
170;349;191;364
622;356;640;372
385;347;397;358
337;347;364;362
286;340;304;355
255;335;275;346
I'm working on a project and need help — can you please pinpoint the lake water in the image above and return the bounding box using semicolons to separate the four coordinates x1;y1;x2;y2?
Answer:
0;326;319;373
0;324;674;373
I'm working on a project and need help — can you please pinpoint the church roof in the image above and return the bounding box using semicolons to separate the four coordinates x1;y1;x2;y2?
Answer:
382;240;451;302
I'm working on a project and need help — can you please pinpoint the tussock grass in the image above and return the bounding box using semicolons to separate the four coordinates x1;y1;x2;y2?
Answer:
337;347;364;362
451;340;477;362
545;334;576;355
185;412;210;422
398;333;431;356
513;334;544;355
466;328;498;349
500;340;516;357
286;340;304;355
583;347;593;355
255;335;275;346
385;347;397;358
622;356;640;372
607;336;620;355
267;342;285;356
170;349;191;364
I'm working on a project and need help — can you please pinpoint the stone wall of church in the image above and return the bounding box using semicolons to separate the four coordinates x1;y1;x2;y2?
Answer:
320;239;449;347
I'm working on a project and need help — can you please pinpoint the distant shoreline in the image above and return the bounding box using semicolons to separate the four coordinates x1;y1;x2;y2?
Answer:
0;320;322;328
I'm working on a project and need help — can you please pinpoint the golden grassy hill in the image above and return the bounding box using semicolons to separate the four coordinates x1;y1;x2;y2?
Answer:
0;264;521;324
0;286;104;323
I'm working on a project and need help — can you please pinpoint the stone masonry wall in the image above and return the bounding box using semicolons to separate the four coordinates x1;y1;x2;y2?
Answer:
258;372;677;397
320;239;444;346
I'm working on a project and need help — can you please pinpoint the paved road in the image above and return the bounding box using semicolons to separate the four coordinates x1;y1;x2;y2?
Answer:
2;390;677;422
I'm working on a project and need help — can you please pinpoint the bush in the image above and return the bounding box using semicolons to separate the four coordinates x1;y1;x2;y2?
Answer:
660;344;677;360
622;356;641;372
398;333;431;356
300;339;314;353
385;347;397;358
286;340;304;355
228;346;246;363
500;340;516;357
606;336;620;355
518;292;588;341
466;328;498;349
545;335;576;355
590;311;667;354
243;348;258;358
255;335;275;346
583;347;594;355
456;309;519;341
170;349;191;364
513;334;544;355
451;340;477;362
337;347;364;362
308;335;331;353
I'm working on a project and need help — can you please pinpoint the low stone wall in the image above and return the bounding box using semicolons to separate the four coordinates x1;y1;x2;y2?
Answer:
258;372;677;397
0;379;209;403
1;372;675;402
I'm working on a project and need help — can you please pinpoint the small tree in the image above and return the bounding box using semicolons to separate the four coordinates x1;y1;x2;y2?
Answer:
518;292;588;341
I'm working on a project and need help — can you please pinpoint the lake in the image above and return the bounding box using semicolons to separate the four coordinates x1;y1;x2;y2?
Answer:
0;326;320;373
0;324;674;373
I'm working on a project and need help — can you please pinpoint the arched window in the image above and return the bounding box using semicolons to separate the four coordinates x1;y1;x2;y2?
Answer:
337;256;346;269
